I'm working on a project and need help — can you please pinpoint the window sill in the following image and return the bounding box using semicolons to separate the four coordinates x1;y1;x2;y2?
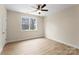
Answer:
21;29;37;32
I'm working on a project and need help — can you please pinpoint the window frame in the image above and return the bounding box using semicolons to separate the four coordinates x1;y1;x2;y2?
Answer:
21;16;37;31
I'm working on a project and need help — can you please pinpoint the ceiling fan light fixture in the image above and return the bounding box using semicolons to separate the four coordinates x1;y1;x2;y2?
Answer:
37;10;41;14
38;12;41;14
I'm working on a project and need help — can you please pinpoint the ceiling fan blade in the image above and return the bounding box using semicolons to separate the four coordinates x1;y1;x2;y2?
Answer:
41;4;46;8
41;9;48;11
37;4;41;9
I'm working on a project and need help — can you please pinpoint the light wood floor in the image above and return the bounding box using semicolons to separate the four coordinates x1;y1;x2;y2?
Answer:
1;38;79;55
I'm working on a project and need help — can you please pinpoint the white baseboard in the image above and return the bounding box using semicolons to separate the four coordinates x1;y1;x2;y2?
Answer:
46;37;79;49
6;36;45;43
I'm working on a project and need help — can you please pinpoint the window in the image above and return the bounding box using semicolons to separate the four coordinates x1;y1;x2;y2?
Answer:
21;16;37;31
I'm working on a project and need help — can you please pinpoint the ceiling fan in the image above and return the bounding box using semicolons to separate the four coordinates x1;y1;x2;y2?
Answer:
31;4;48;14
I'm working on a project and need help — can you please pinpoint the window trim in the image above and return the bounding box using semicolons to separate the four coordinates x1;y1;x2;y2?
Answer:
20;16;38;31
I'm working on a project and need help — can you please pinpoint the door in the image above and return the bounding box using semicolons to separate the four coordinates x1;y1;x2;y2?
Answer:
0;14;3;53
2;13;6;41
0;5;6;54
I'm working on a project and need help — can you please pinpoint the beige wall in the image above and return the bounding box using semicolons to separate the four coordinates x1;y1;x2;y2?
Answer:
7;10;44;42
45;5;79;48
0;5;7;53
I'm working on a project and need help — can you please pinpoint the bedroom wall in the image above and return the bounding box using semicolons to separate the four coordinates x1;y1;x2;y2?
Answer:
7;10;44;42
45;5;79;48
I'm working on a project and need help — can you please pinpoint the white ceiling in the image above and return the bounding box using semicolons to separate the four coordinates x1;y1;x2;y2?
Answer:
4;4;75;16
